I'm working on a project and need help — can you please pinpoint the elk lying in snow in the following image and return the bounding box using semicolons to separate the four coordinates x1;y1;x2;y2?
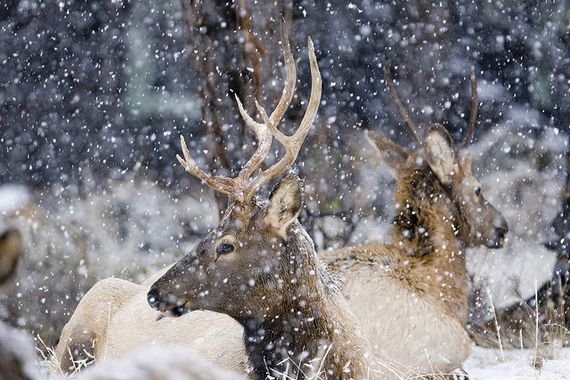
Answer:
57;37;371;379
321;67;509;377
149;37;374;379
56;52;508;379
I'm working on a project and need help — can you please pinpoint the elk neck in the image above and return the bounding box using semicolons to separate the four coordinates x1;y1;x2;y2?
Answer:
391;163;469;323
239;222;370;380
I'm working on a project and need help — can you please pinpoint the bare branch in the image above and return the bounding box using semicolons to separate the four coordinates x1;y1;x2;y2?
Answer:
462;67;479;147
383;65;421;143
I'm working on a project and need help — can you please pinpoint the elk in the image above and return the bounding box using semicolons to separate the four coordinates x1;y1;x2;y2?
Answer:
321;66;509;377
147;37;373;380
57;37;371;379
56;52;508;379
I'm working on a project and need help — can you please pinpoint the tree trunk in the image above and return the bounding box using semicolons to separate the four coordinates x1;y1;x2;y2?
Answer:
551;137;570;255
180;0;293;217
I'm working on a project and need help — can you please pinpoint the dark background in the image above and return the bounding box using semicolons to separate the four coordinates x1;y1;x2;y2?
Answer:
2;1;568;194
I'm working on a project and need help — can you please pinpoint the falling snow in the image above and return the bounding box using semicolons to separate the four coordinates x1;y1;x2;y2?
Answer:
1;1;569;379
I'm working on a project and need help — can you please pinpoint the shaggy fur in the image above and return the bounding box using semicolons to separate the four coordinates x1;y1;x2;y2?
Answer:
323;162;471;377
321;125;508;378
0;229;22;290
237;224;370;379
149;176;372;379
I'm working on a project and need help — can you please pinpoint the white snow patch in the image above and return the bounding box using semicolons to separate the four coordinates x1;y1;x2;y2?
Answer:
0;184;31;216
467;240;558;309
77;344;247;380
465;346;570;380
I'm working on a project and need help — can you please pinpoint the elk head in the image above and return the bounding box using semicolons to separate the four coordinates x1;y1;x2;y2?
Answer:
147;37;322;319
367;67;508;250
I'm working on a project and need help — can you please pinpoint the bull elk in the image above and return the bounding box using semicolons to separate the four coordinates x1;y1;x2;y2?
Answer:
57;37;372;379
322;66;509;377
147;37;374;379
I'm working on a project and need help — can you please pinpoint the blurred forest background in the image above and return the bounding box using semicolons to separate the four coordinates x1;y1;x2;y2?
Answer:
0;0;569;348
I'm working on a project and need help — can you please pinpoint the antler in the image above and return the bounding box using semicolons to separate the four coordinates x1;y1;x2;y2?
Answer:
383;65;421;143
177;36;321;204
461;67;479;147
244;37;321;200
234;34;296;183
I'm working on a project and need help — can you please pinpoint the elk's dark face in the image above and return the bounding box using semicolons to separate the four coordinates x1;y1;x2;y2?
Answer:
148;175;303;318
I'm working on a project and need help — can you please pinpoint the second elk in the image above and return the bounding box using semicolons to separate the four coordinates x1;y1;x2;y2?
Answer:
323;67;509;378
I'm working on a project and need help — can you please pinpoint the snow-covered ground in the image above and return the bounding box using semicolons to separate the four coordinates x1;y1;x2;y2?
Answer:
466;346;570;380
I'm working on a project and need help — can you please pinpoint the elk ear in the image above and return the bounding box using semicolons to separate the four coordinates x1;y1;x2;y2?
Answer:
265;174;302;238
365;130;409;175
0;229;22;287
423;124;458;186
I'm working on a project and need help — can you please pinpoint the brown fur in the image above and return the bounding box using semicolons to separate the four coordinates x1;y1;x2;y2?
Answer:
392;163;469;321
328;163;469;321
243;223;370;379
150;177;371;379
0;229;23;290
321;126;508;377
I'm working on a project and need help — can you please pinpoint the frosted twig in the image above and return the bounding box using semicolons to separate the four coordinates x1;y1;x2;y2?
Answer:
486;287;505;362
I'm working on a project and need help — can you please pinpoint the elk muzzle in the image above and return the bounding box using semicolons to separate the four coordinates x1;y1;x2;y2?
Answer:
147;284;191;317
486;215;509;249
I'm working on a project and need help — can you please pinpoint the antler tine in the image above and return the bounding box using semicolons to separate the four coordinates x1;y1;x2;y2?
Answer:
176;135;237;196
245;37;322;200
269;33;296;125
233;34;297;183
383;65;421;143
234;95;272;183
178;34;308;204
462;67;479;147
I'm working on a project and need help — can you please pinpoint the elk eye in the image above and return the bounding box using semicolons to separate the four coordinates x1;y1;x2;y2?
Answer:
474;187;481;196
216;243;235;255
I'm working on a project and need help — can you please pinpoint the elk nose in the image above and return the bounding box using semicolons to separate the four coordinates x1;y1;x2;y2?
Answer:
147;286;160;310
494;217;509;245
497;217;509;236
